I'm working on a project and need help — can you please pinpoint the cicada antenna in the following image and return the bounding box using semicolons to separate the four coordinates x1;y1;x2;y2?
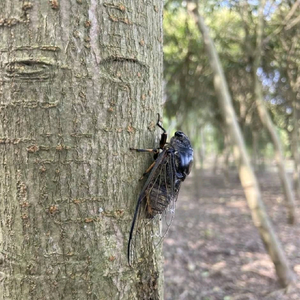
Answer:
157;113;167;149
156;113;166;133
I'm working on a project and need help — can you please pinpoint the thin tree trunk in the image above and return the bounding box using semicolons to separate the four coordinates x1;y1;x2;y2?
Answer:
252;130;259;171
213;153;219;174
222;134;231;185
188;3;295;287
199;126;205;170
284;34;300;201
0;1;163;299
253;0;296;224
292;100;300;200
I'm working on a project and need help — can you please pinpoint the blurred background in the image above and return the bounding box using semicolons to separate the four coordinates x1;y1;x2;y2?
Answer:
162;1;300;299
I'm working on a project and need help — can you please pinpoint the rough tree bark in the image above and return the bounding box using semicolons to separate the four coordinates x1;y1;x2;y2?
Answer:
188;3;296;287
0;1;163;299
253;0;296;224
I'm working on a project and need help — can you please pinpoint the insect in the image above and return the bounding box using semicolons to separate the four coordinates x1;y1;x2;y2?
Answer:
128;114;193;265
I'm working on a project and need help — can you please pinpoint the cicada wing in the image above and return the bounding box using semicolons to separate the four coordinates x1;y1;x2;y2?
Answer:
158;183;180;244
128;150;169;266
128;198;154;266
153;150;180;247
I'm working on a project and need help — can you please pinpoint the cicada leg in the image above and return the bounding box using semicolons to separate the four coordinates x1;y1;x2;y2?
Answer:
129;148;159;153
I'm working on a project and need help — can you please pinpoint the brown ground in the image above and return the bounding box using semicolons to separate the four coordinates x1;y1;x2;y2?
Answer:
164;169;300;300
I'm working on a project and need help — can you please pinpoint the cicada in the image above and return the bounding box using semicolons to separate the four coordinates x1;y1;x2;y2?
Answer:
128;114;193;265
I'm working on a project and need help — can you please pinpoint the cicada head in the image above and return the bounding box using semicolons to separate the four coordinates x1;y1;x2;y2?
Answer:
170;131;192;149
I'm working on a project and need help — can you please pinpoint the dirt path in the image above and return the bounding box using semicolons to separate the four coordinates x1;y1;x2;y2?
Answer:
164;170;300;300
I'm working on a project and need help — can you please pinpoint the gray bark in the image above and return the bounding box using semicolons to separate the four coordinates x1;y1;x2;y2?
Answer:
0;1;163;299
188;3;296;287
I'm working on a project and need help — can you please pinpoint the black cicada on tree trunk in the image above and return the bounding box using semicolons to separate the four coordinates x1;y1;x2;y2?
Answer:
128;114;193;266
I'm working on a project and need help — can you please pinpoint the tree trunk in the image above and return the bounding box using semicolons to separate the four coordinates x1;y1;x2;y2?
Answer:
285;43;300;201
252;130;259;171
0;1;163;299
213;153;219;175
222;134;231;185
253;0;296;224
199;126;205;170
188;3;295;287
291;100;300;200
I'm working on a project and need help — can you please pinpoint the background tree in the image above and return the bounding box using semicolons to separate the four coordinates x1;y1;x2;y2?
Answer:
0;1;163;299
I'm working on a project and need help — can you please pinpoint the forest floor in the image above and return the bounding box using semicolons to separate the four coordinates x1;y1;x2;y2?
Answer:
164;168;300;300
